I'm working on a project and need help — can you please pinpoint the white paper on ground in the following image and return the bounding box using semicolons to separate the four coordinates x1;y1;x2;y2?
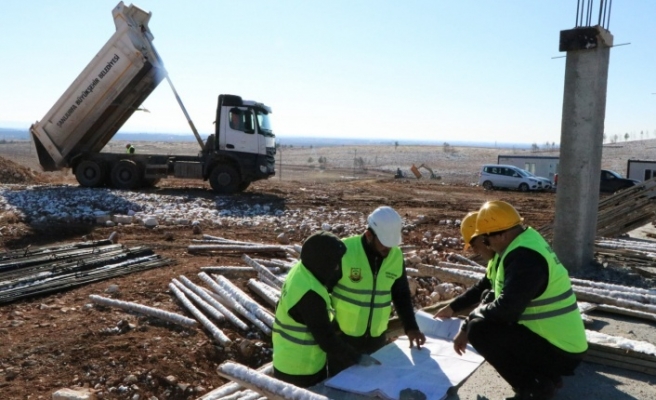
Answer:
325;312;484;400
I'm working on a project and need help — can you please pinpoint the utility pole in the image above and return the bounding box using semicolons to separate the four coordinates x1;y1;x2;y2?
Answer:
553;0;613;273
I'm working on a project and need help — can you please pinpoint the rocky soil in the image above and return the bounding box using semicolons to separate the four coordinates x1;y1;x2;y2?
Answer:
0;139;653;400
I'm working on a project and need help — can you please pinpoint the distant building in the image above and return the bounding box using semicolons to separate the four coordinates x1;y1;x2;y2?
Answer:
627;159;656;182
497;155;559;182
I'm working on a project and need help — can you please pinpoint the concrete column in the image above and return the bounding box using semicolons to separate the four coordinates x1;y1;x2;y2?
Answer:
553;27;613;273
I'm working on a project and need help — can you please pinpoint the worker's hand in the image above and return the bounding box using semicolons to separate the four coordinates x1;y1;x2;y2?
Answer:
433;305;454;319
357;354;381;367
406;329;426;349
453;329;468;356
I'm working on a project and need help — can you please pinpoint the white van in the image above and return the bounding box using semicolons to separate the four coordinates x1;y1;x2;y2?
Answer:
479;164;543;192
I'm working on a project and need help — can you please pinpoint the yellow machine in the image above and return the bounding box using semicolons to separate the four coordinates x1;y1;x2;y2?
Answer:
410;164;440;180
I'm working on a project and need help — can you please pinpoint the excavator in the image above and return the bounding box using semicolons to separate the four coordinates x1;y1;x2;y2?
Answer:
410;164;441;180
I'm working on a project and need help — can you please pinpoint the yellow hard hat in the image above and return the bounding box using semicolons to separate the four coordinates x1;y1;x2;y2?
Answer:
460;211;478;250
475;201;523;236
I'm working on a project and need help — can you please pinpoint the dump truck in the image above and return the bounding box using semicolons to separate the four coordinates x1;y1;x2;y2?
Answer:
29;2;275;194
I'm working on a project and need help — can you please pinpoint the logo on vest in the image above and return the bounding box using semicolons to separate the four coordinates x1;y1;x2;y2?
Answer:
385;271;398;280
349;268;362;282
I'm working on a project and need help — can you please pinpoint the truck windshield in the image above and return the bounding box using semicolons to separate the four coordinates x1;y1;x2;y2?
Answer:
256;111;274;137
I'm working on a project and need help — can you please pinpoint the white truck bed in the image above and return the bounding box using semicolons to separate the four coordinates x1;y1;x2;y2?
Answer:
30;1;166;171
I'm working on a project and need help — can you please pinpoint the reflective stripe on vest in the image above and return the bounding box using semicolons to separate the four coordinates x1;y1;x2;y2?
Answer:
495;228;587;353
332;235;403;337
272;262;330;375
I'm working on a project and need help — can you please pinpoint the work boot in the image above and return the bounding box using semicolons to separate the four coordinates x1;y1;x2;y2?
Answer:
504;377;556;400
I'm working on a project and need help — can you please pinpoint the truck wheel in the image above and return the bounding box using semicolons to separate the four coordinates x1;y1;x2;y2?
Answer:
76;160;106;188
111;160;142;190
237;180;251;192
210;165;240;194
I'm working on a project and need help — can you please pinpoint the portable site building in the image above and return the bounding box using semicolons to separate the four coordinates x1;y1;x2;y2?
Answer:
626;160;656;182
496;155;559;183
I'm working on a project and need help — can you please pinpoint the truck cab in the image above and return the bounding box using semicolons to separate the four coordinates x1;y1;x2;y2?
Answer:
202;95;276;193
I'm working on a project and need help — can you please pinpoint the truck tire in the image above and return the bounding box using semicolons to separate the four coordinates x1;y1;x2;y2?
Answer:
111;160;142;190
75;160;106;188
210;165;240;194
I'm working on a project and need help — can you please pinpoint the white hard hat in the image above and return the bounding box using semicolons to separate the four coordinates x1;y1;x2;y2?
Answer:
367;206;403;247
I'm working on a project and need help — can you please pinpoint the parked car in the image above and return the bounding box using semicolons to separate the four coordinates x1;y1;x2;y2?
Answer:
553;169;639;193
479;164;543;192
600;169;639;193
524;171;553;190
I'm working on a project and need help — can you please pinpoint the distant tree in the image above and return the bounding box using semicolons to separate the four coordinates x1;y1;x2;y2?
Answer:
613;134;619;143
551;142;556;150
307;157;314;163
624;133;629;142
275;141;281;149
394;141;399;150
641;131;644;141
531;143;539;152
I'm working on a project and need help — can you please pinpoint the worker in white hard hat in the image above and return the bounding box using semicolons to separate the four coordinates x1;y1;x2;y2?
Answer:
434;210;498;321
456;201;587;400
328;206;426;376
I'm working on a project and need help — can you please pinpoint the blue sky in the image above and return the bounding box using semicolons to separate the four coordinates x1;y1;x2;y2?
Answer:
1;1;655;144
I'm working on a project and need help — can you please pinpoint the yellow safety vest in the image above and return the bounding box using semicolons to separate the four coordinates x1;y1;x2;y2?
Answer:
272;262;331;375
332;236;403;337
495;228;588;353
486;254;499;283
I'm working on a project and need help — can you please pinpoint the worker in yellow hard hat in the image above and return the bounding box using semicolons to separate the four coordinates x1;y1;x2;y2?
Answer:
453;201;587;400
434;211;498;320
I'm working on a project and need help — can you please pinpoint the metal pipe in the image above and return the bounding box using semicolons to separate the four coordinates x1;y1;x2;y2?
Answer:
89;294;196;327
216;362;329;400
198;272;272;335
177;275;249;331
241;255;284;289
169;281;232;346
214;275;274;328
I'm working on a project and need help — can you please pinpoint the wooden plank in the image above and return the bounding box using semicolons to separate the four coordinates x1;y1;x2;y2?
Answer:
588;342;656;363
585;353;656;376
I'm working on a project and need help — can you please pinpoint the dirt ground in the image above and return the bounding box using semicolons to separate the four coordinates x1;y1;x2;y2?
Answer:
0;140;653;400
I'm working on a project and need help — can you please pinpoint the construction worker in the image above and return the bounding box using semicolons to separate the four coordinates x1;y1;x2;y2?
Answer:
125;143;135;154
457;201;587;400
272;231;380;388
328;206;426;376
433;211;498;321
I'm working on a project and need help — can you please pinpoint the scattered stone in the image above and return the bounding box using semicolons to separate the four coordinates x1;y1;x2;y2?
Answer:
105;285;119;294
51;387;97;400
276;232;290;245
